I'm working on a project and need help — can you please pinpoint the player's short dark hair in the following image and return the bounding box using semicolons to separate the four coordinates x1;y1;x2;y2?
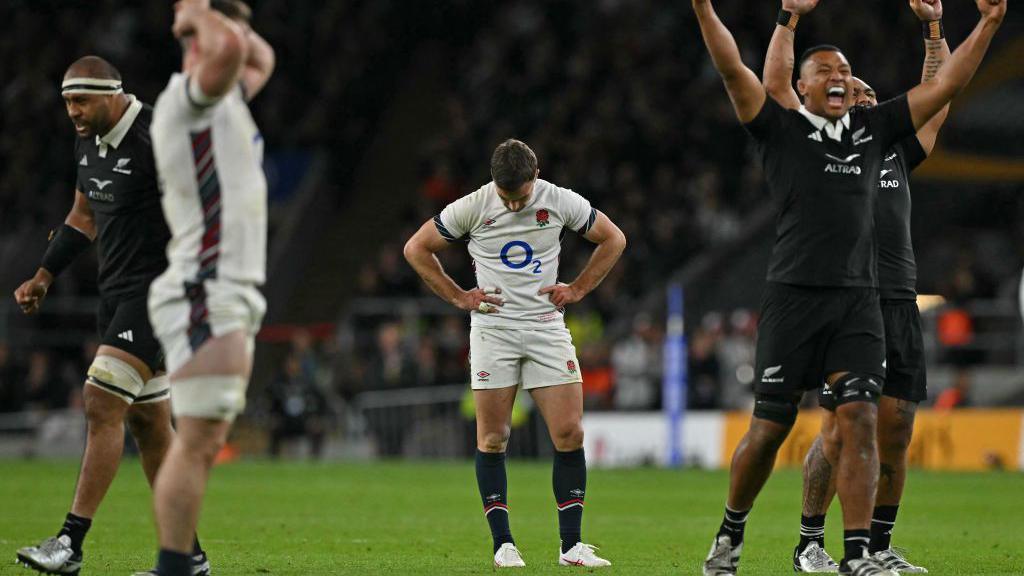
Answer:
490;139;538;192
211;0;252;23
65;56;121;81
798;44;844;70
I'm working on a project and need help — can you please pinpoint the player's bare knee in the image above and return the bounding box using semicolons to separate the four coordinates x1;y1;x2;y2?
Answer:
750;394;798;449
821;431;842;464
83;386;127;429
126;404;170;443
126;406;155;432
552;422;584;451
479;430;510;452
879;418;913;458
837;402;878;448
879;399;915;448
177;431;225;467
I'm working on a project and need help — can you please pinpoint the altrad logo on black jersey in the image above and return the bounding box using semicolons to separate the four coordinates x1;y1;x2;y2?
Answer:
878;168;900;188
824;153;862;175
89;178;113;190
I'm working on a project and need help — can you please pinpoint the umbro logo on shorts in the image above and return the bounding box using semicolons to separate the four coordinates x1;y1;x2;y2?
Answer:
118;330;134;343
476;371;490;381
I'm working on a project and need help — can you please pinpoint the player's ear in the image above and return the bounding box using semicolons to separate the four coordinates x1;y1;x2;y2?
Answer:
533;168;540;180
796;78;808;98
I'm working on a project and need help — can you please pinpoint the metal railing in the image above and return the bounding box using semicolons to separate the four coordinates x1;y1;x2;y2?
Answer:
343;383;549;459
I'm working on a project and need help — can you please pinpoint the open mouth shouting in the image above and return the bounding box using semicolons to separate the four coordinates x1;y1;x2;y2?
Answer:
827;85;846;110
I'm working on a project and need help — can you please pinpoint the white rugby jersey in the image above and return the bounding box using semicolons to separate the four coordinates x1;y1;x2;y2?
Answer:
436;179;596;329
151;73;267;285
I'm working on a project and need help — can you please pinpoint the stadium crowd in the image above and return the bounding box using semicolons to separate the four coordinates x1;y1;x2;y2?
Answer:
1;1;1021;432
331;0;1022;414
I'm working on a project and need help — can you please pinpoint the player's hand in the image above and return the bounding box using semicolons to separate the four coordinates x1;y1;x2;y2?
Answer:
538;283;584;308
14;275;50;315
977;0;1007;22
455;287;504;314
782;0;819;16
910;0;943;21
172;0;211;38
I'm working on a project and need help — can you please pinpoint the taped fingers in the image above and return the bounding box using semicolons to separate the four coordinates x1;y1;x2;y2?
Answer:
477;301;500;313
477;286;505;313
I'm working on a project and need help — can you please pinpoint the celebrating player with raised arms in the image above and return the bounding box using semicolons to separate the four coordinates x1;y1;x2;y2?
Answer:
762;0;952;572
135;0;274;574
404;139;626;568
14;56;211;576
691;0;1006;574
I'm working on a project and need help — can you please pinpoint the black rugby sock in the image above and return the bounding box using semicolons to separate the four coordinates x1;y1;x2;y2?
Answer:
57;512;91;554
843;529;871;563
476;450;513;553
718;506;750;546
553;448;586;554
869;505;899;553
799;514;826;550
156;548;192;576
192;535;204;556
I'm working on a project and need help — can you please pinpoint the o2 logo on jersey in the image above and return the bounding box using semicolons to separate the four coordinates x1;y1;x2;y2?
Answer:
500;240;542;274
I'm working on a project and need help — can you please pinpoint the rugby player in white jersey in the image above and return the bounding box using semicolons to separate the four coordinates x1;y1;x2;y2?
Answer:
136;1;274;574
404;139;626;568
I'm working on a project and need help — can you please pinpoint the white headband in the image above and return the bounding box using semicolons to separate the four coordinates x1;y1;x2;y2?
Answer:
61;77;123;95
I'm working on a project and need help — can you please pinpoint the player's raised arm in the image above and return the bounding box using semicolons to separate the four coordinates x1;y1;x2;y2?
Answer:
13;190;96;314
239;27;275;100
173;0;248;102
403;220;505;314
905;0;1006;131
692;0;767;123
762;0;818;110
539;211;626;308
910;0;952;155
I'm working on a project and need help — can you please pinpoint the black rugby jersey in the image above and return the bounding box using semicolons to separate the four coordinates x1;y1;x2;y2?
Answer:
876;136;926;300
74;97;170;297
744;95;915;287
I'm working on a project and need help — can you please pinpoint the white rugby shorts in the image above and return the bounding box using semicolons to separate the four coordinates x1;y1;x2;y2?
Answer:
149;275;265;374
469;326;582;390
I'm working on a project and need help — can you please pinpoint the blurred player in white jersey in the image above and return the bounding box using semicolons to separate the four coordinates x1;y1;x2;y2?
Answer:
404;139;626;568
136;1;274;574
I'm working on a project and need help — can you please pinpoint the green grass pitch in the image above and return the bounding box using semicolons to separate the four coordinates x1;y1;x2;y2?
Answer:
1;460;1021;574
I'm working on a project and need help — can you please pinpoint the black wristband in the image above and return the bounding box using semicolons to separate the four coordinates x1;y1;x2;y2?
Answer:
922;19;944;40
777;9;799;30
41;224;91;278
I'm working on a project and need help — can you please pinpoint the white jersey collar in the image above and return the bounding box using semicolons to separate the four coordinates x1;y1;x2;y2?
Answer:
798;105;850;142
96;95;142;150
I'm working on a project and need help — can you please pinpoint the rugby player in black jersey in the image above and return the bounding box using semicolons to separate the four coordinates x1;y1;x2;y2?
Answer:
762;0;951;572
691;0;1006;574
14;56;210;576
